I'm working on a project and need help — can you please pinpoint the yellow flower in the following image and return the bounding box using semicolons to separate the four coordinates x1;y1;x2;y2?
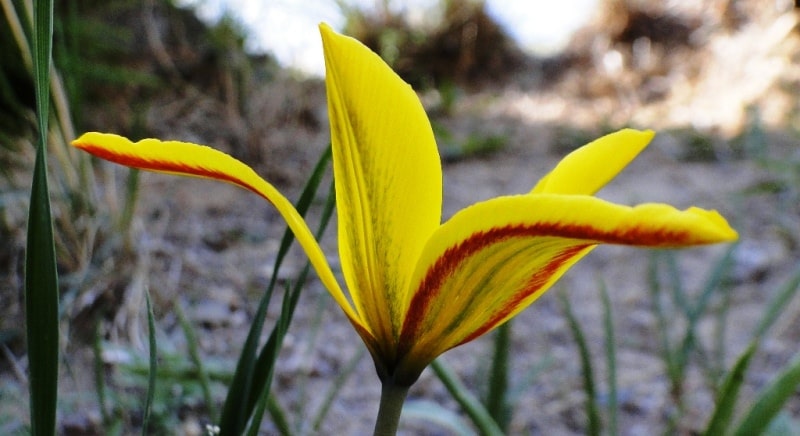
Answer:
72;24;737;387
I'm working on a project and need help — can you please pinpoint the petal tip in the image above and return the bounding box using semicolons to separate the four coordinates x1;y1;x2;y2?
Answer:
689;207;739;242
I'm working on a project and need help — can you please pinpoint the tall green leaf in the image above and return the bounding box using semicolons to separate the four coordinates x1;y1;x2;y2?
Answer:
599;280;618;436
560;290;601;436
430;359;504;436
218;146;332;434
141;291;157;434
25;0;59;434
733;350;800;436
485;322;511;432
703;341;758;436
246;180;337;434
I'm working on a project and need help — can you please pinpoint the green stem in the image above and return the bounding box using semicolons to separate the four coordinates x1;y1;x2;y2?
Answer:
373;381;409;436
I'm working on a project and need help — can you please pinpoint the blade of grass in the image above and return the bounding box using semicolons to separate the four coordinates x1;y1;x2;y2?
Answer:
265;393;292;436
245;180;336;433
247;280;298;436
702;341;758;436
175;301;214;422
141;290;157;435
485;322;511;432
664;251;690;316
93;318;110;426
294;286;333;433
599;279;618;436
733;349;800;436
247;280;296;436
430;358;504;436
25;0;58;434
312;347;366;432
559;290;601;436
752;268;800;340
674;247;735;395
218;146;331;434
648;252;677;382
508;355;553;403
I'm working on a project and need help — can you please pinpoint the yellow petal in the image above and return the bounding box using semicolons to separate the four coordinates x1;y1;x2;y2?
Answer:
71;132;370;335
532;129;655;195
393;194;737;382
320;24;443;348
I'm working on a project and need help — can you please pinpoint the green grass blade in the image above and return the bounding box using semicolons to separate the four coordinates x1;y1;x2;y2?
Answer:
430;358;504;436
733;350;800;436
752;268;800;340
141;291;157;435
559;290;601;436
246;181;336;433
292;293;329;433
693;246;736;322
25;0;58;434
312;347;366;432
485;321;511;432
26;149;60;436
246;280;299;435
703;341;758;436
664;251;690;317
647;253;679;388
175;302;214;421
508;355;553;403
599;280;618;436
93;319;110;426
265;394;292;436
218;146;331;434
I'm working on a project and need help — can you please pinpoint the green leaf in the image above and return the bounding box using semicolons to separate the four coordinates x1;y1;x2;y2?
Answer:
218;145;332;434
25;0;59;434
26;148;59;436
485;321;511;432
752;269;800;340
246;180;337;434
141;291;157;435
559;290;601;436
733;350;800;436
703;341;758;436
312;347;366;431
431;359;504;436
175;302;214;421
599;280;618;436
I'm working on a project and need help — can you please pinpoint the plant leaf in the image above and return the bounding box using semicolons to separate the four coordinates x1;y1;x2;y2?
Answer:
25;0;58;434
218;146;331;434
703;341;757;436
733;350;800;436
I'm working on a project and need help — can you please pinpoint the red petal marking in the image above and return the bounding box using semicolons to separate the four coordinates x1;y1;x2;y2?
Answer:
398;221;692;354
456;244;588;345
77;141;270;204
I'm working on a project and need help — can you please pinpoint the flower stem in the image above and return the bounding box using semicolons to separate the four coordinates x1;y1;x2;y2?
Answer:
373;381;410;436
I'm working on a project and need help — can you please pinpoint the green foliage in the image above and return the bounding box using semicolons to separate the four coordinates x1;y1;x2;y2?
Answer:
485;322;511;432
430;359;504;436
559;290;602;436
25;0;59;434
219;146;334;434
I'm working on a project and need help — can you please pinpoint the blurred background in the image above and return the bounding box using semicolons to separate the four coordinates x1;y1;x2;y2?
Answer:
2;0;800;433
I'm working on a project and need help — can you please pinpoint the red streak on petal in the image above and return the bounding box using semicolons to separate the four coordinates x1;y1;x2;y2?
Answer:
457;244;588;345
77;141;270;204
398;221;692;355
